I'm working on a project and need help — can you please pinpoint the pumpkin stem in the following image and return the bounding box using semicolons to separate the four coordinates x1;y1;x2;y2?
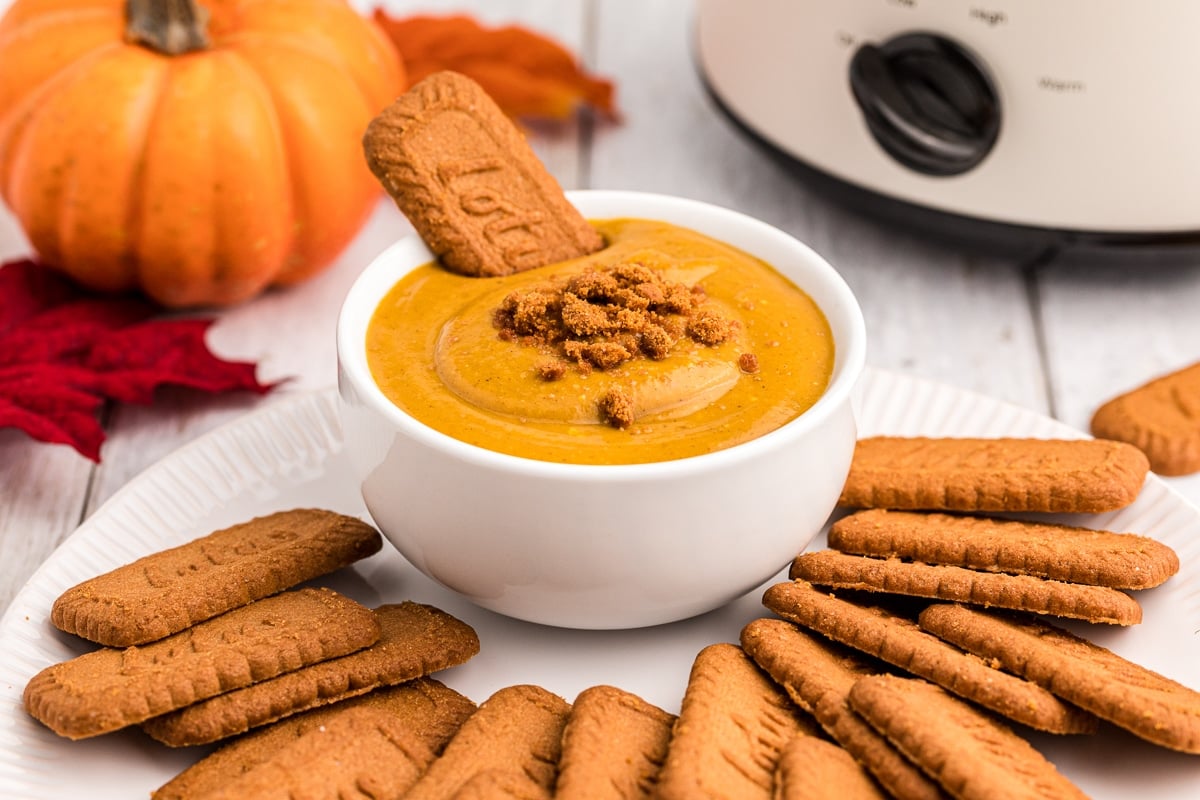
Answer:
126;0;211;56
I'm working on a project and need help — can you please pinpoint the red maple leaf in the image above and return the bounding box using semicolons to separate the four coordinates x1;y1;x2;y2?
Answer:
0;260;274;461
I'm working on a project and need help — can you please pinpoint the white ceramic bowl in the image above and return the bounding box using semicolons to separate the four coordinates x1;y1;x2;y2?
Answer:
337;190;866;629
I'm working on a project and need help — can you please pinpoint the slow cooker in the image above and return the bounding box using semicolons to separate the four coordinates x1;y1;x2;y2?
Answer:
695;0;1200;257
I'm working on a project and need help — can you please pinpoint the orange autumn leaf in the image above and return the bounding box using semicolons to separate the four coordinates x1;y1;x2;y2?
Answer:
372;12;618;121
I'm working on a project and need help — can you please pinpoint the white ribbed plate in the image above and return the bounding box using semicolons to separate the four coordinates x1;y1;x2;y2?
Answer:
2;368;1199;798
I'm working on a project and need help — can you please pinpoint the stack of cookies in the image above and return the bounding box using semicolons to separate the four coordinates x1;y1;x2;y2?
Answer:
791;435;1174;626
21;506;686;799
744;434;1200;799
23;509;482;790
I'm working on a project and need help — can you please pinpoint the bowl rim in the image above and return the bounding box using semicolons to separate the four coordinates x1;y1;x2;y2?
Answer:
337;189;866;479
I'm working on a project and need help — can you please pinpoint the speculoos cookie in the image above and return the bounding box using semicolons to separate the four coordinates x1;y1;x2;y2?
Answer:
195;705;436;800
740;618;948;800
555;685;675;800
453;769;555;800
363;70;604;278
790;550;1143;625
839;436;1149;513
656;643;819;800
153;678;474;800
51;508;382;647
775;736;890;800
847;675;1088;800
403;684;571;800
830;508;1179;589
142;601;480;746
24;587;379;740
920;603;1200;754
1091;361;1200;476
760;580;1097;734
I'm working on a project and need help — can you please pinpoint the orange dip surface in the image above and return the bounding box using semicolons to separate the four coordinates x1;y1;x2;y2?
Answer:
366;218;834;464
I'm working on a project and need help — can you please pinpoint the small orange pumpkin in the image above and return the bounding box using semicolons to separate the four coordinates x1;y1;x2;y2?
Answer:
0;0;404;307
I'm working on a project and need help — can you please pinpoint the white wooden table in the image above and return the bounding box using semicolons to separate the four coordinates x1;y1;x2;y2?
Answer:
2;0;1199;616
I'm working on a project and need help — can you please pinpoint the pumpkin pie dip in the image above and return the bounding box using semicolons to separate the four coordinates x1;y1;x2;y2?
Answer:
366;218;833;464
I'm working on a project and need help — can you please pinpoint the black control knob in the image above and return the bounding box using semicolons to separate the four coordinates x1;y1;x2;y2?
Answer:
849;32;1000;176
